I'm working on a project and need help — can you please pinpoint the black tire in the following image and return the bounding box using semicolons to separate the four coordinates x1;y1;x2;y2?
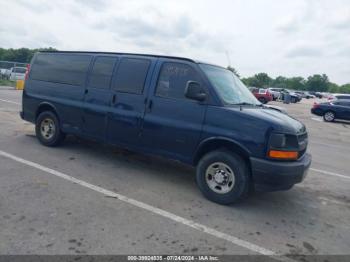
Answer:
35;111;65;147
323;111;335;122
196;150;250;205
258;97;267;104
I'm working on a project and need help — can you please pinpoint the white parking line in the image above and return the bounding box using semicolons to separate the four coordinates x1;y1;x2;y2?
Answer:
310;168;349;180
0;98;20;105
0;149;297;262
311;117;322;122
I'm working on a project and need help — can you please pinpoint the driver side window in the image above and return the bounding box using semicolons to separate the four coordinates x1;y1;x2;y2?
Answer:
156;62;201;99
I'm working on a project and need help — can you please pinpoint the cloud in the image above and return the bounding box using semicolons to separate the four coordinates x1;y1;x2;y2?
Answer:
74;0;108;11
286;44;323;58
329;12;350;31
95;14;194;39
14;0;52;12
276;16;300;34
91;11;226;54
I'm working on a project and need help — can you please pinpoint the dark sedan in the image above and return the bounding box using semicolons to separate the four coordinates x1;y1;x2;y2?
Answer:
311;100;350;122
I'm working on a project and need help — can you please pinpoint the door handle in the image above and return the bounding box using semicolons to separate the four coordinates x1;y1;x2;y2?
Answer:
84;89;88;94
147;100;153;112
111;94;117;105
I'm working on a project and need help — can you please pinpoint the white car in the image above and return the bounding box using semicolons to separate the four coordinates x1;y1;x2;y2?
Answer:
328;93;350;101
9;67;27;81
0;68;11;79
268;88;282;101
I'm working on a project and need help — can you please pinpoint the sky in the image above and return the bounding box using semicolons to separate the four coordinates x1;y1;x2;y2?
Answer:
1;0;349;84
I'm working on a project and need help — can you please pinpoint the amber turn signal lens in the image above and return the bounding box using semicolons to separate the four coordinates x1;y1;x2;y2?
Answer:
268;150;298;160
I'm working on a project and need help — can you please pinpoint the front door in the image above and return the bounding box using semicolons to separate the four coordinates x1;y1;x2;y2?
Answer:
107;57;155;148
141;60;207;162
83;56;118;140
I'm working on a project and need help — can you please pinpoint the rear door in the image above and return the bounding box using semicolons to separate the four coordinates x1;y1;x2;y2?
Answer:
107;56;155;148
140;59;207;162
336;101;350;120
82;55;118;140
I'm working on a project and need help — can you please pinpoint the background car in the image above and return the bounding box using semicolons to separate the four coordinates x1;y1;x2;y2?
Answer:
250;87;273;104
279;89;302;103
311;99;350;122
295;91;315;99
267;88;281;101
308;91;322;98
328;93;350;101
9;67;27;81
0;68;11;80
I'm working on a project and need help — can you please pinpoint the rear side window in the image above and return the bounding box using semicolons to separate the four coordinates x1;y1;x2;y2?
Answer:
337;95;350;100
30;53;91;86
337;101;350;107
14;68;26;73
88;56;117;89
156;62;201;99
113;58;150;94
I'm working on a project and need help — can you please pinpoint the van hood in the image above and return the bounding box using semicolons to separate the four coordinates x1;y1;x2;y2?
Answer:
226;106;306;135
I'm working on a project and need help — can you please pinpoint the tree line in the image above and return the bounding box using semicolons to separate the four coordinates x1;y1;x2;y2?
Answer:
0;47;57;65
228;68;350;94
0;48;348;93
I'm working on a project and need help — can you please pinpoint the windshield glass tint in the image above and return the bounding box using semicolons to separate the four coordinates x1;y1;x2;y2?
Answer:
199;64;260;105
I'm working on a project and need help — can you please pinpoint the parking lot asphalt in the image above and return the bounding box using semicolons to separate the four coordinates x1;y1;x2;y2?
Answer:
0;88;349;257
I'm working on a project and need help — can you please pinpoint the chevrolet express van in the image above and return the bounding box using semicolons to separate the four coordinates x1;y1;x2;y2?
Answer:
21;51;311;204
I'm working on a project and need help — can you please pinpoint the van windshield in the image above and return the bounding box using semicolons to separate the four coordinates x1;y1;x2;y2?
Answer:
199;64;260;106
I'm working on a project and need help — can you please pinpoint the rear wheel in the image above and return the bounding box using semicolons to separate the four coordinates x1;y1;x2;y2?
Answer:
36;111;65;147
324;111;335;122
196;150;250;205
258;97;267;104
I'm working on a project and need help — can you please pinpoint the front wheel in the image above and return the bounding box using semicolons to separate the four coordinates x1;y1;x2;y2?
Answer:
35;111;65;147
196;150;250;205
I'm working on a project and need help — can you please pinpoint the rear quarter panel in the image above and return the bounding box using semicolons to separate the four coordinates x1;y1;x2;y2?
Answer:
23;79;86;132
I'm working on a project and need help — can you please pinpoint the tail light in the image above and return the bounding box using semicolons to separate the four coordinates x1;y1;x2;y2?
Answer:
25;64;30;80
312;102;319;109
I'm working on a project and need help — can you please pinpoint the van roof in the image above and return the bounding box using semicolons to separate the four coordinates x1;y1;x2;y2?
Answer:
39;50;197;63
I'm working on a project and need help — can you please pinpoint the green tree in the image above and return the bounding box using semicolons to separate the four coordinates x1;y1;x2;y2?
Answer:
254;73;272;88
287;77;306;90
328;82;340;93
339;83;350;94
306;74;329;92
0;47;57;63
272;76;288;88
241;73;271;88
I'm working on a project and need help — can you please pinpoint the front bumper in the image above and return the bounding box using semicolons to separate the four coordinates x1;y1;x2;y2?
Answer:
250;153;311;192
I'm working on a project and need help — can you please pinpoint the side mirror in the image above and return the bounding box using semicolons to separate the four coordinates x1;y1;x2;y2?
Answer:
185;81;207;101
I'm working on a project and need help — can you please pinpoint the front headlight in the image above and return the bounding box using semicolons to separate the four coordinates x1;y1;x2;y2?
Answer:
268;133;298;160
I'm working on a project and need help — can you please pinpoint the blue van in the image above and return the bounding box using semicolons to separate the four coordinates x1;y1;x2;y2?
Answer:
21;51;311;204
